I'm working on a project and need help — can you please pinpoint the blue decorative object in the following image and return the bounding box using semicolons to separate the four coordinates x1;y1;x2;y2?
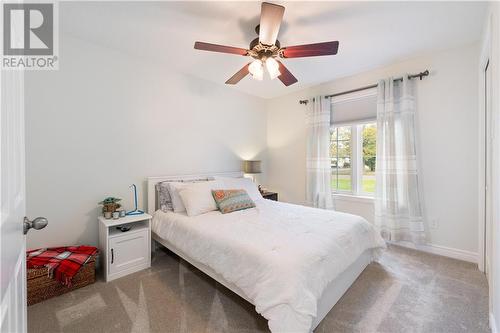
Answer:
126;184;144;216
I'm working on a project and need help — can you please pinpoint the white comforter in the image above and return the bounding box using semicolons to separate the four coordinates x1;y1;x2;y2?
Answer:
152;199;385;333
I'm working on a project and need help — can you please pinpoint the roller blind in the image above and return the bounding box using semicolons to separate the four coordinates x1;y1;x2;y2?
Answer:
331;87;377;125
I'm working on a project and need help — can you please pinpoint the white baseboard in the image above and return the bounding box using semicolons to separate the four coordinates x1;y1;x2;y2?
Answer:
390;241;478;264
491;312;498;333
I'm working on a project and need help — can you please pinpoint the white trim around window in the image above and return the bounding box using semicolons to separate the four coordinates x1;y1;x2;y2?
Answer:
333;193;374;204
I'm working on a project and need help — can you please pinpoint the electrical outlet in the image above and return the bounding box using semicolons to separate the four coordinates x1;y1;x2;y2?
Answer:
429;218;439;229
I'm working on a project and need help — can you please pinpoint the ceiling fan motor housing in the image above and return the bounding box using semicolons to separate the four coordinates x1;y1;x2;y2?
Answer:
249;32;281;62
250;37;281;50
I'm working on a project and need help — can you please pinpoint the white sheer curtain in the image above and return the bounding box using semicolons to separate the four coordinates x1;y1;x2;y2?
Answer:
306;96;334;209
375;76;426;244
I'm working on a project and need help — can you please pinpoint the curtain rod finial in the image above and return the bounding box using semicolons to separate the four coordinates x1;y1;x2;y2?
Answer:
419;70;429;80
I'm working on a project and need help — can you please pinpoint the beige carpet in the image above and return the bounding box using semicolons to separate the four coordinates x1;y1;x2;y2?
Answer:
28;245;489;333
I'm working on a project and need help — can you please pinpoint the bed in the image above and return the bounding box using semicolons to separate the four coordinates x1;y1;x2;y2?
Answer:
147;172;385;332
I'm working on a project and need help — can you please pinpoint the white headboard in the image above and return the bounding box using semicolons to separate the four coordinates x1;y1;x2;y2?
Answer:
146;171;244;215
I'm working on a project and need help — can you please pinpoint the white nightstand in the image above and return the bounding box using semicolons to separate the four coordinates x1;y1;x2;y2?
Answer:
98;213;152;282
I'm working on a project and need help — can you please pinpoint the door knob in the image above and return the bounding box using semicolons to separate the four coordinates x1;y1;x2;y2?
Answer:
23;217;48;235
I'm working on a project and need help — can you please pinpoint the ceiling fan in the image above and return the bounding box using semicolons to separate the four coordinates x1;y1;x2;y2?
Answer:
194;2;339;86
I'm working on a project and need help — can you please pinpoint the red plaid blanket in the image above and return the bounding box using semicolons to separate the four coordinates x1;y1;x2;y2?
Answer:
27;246;98;287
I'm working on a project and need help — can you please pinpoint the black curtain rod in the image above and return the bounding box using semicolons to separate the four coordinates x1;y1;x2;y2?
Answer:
299;70;429;105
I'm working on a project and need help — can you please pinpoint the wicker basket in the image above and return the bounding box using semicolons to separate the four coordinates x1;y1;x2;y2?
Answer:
27;255;97;306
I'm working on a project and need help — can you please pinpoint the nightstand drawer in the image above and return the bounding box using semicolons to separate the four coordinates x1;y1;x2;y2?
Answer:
108;229;148;276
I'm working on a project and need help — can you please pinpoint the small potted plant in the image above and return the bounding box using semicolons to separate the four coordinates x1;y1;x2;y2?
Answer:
99;197;122;219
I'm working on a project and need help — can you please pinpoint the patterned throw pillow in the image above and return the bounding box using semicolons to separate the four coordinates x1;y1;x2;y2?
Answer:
156;182;174;212
212;189;256;214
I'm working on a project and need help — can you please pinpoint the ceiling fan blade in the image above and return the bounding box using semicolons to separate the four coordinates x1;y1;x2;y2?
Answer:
281;41;339;58
194;42;248;56
225;63;250;85
259;2;285;46
277;61;298;86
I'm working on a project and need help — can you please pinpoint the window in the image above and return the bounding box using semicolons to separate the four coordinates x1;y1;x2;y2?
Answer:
330;126;352;192
330;121;377;196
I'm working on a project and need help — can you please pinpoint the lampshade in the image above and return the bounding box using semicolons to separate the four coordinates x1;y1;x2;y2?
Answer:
265;57;281;79
248;60;264;81
243;160;261;174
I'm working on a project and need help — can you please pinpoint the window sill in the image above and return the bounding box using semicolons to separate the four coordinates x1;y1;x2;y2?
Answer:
333;193;374;204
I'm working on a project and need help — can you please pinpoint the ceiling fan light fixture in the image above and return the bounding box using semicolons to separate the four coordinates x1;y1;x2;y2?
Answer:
194;2;340;87
265;57;281;79
249;59;264;80
253;71;264;81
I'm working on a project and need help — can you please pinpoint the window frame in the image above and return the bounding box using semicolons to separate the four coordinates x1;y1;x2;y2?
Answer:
330;118;377;197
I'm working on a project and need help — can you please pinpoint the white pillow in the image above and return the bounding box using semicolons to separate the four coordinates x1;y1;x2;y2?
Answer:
177;181;219;217
167;182;188;213
165;177;215;213
213;176;263;201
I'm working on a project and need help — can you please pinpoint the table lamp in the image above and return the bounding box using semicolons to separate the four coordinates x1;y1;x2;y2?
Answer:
243;160;261;183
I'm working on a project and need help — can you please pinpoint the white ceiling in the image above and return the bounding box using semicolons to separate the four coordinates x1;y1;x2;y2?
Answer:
61;1;488;99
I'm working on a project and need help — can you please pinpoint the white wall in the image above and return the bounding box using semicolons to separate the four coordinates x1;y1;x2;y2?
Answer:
266;43;480;256
25;33;267;249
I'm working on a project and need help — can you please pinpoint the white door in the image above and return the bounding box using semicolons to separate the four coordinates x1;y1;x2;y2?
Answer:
1;11;48;331
0;68;49;333
0;67;27;332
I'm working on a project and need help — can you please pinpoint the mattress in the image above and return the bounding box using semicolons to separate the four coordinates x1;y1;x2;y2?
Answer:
152;199;385;333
